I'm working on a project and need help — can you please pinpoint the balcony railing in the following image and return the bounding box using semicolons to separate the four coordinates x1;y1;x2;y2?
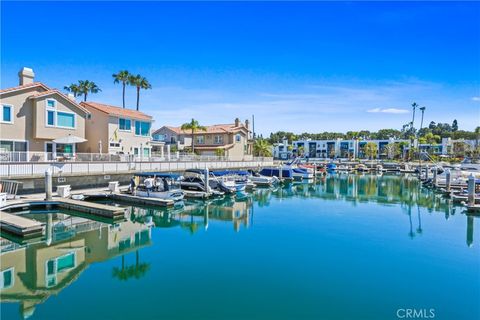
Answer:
0;151;269;163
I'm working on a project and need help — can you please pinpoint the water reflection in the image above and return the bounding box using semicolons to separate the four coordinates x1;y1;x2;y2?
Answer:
0;212;152;319
0;173;477;319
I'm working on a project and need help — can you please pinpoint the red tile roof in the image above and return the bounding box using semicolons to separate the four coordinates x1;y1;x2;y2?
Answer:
0;82;50;94
80;102;153;121
163;123;248;135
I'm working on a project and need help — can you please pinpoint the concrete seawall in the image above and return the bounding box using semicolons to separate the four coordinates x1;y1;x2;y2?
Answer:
5;159;274;194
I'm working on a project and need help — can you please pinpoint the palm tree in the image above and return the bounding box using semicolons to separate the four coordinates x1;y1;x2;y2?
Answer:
63;83;81;97
113;70;131;108
419;106;426;133
253;139;272;157
411;102;418;133
77;80;101;102
129;74;152;110
180;119;207;154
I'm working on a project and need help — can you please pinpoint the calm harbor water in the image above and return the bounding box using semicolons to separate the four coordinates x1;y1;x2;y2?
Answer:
1;174;479;320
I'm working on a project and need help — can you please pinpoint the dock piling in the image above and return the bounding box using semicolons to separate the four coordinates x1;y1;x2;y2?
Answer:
45;168;52;201
446;169;451;193
425;165;429;180
204;167;210;193
467;174;475;207
433;167;437;187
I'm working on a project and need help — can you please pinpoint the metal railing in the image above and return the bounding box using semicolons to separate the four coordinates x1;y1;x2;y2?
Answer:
0;151;267;163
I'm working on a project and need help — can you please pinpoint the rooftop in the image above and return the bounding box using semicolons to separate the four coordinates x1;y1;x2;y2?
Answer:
80;102;153;121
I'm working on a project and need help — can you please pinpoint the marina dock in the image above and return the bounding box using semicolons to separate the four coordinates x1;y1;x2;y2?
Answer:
110;193;174;207
56;198;126;218
0;211;44;238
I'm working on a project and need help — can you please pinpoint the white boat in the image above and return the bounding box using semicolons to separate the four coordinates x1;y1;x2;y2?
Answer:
248;171;280;187
133;172;184;202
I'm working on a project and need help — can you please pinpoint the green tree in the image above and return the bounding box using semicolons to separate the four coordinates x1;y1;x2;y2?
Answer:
253;139;272;157
364;142;378;160
113;70;131;108
180;119;207;154
77;80;102;102
215;148;225;157
63;83;81;97
452;119;458;132
129;74;152;110
385;142;400;159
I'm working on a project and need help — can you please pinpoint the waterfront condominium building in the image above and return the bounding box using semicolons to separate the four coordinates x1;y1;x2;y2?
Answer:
289;138;409;159
152;118;253;159
0;68;90;161
79;102;153;157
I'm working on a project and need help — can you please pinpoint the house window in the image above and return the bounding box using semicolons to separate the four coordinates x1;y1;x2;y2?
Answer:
196;135;205;144
109;142;120;148
0;267;14;289
46;99;56;108
119;118;131;131
47;110;55;126
143;148;150;157
1;105;13;123
235;134;241;143
45;252;76;288
153;134;165;141
135;121;151;136
214;135;223;144
56;112;75;128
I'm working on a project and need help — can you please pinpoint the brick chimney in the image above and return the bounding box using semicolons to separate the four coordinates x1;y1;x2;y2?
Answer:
18;67;35;85
245;119;249;129
235;118;240;127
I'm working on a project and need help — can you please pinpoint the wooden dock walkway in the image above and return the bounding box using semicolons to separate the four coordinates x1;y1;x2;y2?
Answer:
56;198;126;218
0;211;43;237
110;193;174;207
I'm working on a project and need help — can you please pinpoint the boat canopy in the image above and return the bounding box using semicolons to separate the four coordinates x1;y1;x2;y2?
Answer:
211;170;249;176
135;172;182;179
185;169;207;174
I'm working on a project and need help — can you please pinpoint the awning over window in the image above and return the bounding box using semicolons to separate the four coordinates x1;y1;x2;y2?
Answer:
52;135;87;144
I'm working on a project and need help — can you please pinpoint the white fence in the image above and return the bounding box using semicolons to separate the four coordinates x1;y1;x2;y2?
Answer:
0;159;274;178
0;151;261;163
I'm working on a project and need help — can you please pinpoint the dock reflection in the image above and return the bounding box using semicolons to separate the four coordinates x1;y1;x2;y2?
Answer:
0;212;152;319
1;173;477;319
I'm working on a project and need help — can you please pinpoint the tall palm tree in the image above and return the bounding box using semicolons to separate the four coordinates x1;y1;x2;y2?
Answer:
411;102;418;133
77;80;102;102
63;83;81;97
129;74;152;110
419;106;426;134
113;70;131;108
180;119;207;154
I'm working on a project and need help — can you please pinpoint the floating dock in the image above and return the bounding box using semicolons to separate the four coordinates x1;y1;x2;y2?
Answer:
110;193;174;207
56;198;126;218
0;211;44;238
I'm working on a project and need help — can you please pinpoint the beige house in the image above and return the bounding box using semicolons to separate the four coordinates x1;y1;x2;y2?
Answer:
79;102;153;157
0;68;90;160
153;118;253;159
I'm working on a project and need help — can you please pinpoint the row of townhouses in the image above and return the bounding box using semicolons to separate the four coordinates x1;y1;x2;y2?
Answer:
273;137;478;160
0;68;253;161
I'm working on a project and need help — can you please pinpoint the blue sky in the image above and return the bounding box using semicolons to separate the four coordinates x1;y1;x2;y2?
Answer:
1;1;479;135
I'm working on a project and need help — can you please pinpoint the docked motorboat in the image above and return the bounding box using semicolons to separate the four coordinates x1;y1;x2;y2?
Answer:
248;170;280;187
133;172;185;202
211;170;247;193
180;169;226;196
259;167;294;181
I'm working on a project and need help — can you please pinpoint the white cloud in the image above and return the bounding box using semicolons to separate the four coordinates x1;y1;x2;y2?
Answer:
472;96;480;101
367;107;410;114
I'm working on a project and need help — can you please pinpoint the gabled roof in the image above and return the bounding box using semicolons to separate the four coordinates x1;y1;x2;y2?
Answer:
80;102;153;121
156;123;249;135
0;82;50;95
28;89;90;114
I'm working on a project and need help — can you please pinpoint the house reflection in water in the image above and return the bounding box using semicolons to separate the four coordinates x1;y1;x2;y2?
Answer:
129;196;253;234
0;212;152;319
